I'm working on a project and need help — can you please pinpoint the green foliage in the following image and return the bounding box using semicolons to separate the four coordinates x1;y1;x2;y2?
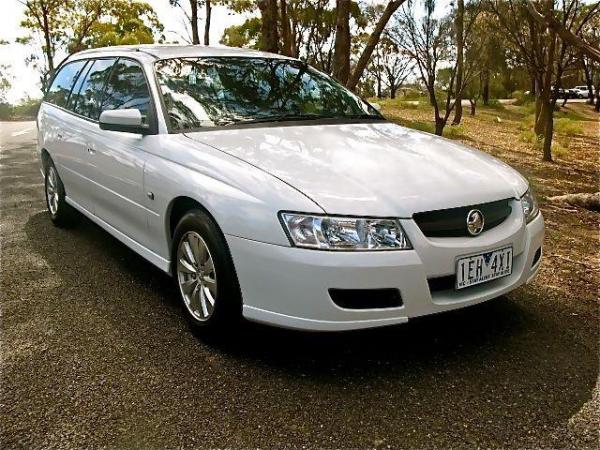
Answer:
404;120;435;134
220;17;261;48
513;90;535;106
484;99;505;110
0;64;11;102
554;118;583;136
71;0;164;52
18;0;163;92
0;98;41;120
444;125;465;139
552;141;569;159
519;130;541;145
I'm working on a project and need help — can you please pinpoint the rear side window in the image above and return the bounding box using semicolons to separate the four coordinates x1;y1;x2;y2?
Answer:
71;58;116;120
101;59;151;123
45;60;88;108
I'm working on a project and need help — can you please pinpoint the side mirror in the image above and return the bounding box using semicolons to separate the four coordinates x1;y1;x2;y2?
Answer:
99;109;150;134
371;102;382;111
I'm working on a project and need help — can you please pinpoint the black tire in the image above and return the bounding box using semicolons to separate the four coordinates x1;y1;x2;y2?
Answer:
171;209;242;334
44;159;78;227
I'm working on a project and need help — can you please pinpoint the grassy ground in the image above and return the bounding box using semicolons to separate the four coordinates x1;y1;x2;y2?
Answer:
377;96;600;326
378;99;600;443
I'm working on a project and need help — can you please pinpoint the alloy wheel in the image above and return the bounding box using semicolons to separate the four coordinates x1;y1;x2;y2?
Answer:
46;166;59;215
176;231;218;321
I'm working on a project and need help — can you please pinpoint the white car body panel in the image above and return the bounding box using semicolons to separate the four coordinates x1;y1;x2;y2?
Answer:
185;122;528;216
37;45;545;331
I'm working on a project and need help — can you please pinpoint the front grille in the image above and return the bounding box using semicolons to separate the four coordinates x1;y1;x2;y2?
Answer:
329;288;403;309
413;199;512;238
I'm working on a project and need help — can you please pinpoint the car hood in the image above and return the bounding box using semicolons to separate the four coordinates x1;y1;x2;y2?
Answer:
184;122;528;217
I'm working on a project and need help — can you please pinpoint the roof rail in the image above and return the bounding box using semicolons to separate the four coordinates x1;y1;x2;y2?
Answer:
72;46;159;59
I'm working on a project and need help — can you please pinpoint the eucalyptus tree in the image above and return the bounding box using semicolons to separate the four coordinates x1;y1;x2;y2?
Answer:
392;0;482;135
487;0;599;161
18;0;163;92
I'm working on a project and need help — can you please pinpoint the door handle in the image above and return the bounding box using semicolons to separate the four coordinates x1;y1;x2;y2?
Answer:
57;133;63;140
87;147;96;155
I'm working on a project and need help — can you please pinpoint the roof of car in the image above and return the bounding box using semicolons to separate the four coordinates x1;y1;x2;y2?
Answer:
69;44;297;62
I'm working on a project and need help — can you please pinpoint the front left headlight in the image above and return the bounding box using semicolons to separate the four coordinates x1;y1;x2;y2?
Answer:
279;212;412;251
521;188;540;223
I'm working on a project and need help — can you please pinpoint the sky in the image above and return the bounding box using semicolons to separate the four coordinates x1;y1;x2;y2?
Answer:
0;0;248;103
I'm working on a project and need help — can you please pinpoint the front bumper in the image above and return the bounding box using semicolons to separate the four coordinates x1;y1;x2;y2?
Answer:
226;206;544;331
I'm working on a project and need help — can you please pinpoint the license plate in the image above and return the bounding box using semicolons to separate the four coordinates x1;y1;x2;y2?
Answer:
456;246;513;289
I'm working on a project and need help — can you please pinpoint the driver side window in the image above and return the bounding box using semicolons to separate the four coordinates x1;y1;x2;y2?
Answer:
101;59;151;124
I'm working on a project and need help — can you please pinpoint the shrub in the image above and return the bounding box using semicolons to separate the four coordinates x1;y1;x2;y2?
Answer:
513;90;535;106
552;141;569;159
405;120;435;134
520;130;540;145
554;118;583;136
485;99;506;110
444;125;465;139
398;101;420;110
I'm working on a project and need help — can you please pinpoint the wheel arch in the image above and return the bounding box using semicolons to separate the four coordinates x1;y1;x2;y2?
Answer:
40;148;51;170
166;196;228;262
166;195;242;305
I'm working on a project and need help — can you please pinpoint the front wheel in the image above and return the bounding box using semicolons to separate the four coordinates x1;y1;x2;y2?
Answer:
44;160;77;227
172;210;242;333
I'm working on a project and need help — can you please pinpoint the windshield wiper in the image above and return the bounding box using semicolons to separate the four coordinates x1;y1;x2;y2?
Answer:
227;113;383;126
230;114;324;125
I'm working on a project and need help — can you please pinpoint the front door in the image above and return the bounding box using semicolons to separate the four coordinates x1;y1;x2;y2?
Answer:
85;58;155;248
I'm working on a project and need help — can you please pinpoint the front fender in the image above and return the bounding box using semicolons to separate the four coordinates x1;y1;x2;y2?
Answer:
142;134;323;261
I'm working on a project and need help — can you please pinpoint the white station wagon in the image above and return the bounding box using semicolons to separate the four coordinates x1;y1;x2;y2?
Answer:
38;45;544;332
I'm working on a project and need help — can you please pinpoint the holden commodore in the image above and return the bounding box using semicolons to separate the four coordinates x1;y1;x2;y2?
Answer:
37;45;544;332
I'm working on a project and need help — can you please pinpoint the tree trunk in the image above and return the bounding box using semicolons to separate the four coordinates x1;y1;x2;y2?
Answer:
434;117;445;136
452;0;464;125
390;85;396;99
536;20;556;138
280;0;293;56
595;81;600;112
377;75;382;98
542;99;554;161
549;192;600;211
332;0;351;84
204;0;211;46
190;0;200;45
258;0;279;53
41;3;54;81
582;57;594;104
482;69;489;105
469;98;476;115
346;0;405;91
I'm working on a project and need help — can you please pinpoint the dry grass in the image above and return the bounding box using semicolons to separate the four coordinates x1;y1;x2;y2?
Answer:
378;98;600;314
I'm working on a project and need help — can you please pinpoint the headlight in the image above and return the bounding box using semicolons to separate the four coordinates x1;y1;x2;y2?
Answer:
521;188;539;223
279;212;412;250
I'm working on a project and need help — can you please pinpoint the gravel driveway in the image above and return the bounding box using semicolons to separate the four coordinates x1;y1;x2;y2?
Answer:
1;121;597;449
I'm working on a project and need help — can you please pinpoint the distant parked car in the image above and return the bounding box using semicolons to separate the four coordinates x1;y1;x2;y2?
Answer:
550;87;572;99
571;86;594;99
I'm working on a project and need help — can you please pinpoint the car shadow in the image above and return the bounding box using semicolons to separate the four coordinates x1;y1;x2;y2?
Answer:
23;211;584;364
22;210;598;444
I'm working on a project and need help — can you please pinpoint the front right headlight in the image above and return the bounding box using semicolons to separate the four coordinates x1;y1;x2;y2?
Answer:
279;212;412;251
521;188;540;223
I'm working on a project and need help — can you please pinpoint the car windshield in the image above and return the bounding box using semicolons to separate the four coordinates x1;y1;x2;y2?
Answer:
154;57;382;131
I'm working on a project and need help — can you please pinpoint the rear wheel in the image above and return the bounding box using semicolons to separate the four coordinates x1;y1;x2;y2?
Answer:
172;210;242;333
44;160;77;227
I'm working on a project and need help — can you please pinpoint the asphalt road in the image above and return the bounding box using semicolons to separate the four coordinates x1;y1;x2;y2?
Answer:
1;121;597;449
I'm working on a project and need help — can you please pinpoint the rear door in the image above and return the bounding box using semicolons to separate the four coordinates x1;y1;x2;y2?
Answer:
85;58;156;248
59;57;117;214
41;59;92;210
